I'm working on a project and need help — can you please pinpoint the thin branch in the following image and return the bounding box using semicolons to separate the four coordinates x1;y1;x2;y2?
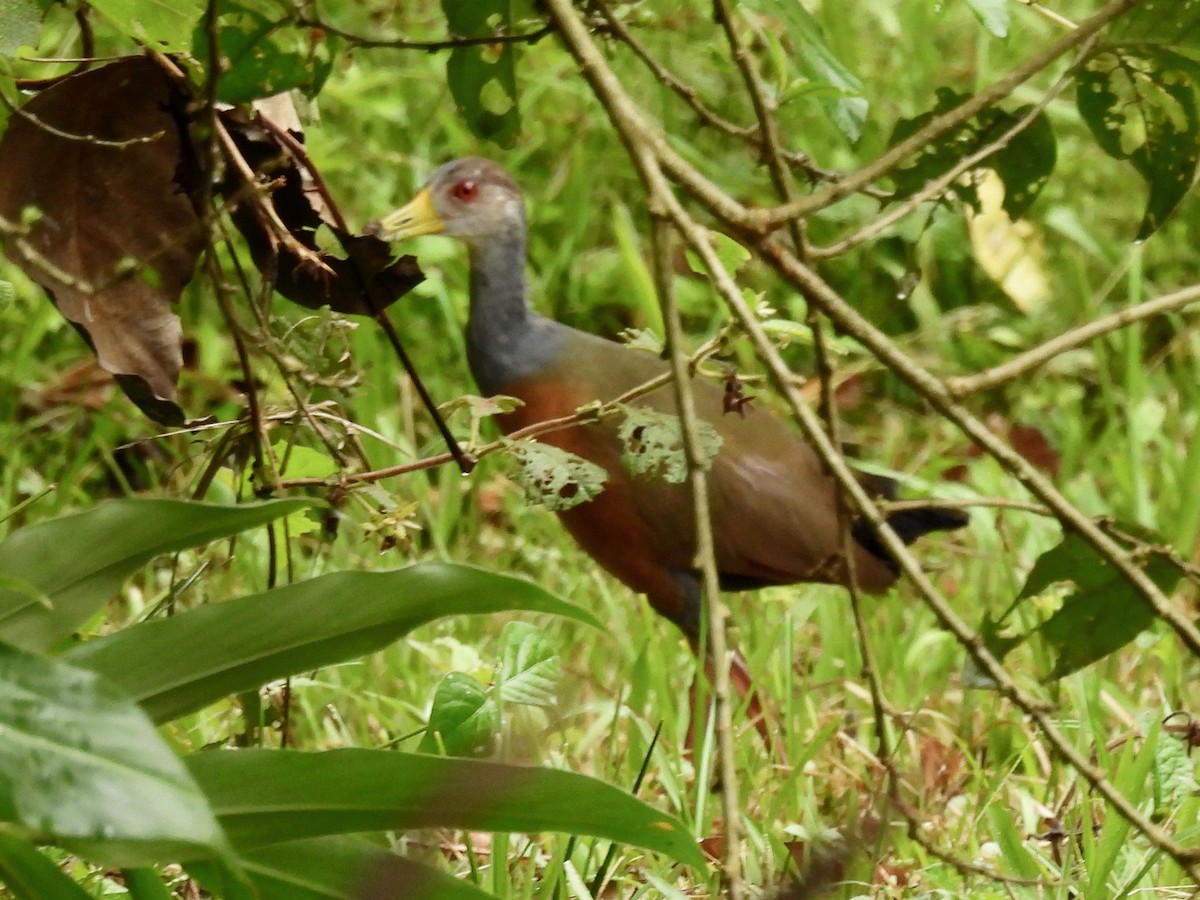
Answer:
277;335;728;490
758;241;1200;660
651;212;744;897
747;0;1141;229
949;283;1200;395
291;2;553;51
810;39;1089;259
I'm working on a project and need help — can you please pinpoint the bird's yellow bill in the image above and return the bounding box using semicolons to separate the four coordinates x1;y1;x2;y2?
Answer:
369;187;444;240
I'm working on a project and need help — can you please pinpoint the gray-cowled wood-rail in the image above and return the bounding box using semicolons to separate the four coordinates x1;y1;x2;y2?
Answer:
370;158;966;736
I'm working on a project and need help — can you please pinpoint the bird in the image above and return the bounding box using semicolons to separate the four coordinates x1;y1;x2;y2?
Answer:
369;157;966;740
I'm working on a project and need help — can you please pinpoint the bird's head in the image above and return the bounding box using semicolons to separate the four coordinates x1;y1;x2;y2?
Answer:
367;157;525;246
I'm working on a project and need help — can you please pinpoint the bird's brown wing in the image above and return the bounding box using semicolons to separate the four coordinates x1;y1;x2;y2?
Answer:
496;332;898;622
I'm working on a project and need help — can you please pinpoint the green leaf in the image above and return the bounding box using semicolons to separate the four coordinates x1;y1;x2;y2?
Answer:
497;621;559;707
1111;0;1200;48
188;748;706;868
509;441;608;511
0;830;94;900
0;643;227;867
442;0;520;146
964;0;1009;37
986;531;1184;682
0;497;315;652
1153;718;1199;820
889;87;1056;218
65;564;597;724
273;443;338;481
419;672;498;757
962;611;1025;689
86;0;202;51
0;0;40;56
618;405;724;484
192;0;336;103
739;0;867;140
1076;48;1200;239
122;868;175;900
190;836;498;900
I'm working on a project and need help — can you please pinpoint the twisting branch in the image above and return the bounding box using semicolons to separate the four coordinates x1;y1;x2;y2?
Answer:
948;283;1200;395
809;38;1091;260
747;0;1142;229
758;241;1200;660
592;0;856;191
542;0;1200;879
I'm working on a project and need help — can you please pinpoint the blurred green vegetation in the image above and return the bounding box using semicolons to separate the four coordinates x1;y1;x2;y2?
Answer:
1;0;1199;896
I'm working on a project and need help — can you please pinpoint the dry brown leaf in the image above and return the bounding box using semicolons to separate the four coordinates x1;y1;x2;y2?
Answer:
0;57;202;424
219;105;424;317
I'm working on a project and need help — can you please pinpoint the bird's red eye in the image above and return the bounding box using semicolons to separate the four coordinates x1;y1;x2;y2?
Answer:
452;180;479;201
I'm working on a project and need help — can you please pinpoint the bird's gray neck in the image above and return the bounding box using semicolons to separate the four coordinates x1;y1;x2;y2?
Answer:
465;234;566;396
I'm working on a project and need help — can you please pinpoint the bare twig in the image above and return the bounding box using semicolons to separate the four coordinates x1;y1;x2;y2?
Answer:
276;335;728;490
949;283;1200;395
649;212;744;897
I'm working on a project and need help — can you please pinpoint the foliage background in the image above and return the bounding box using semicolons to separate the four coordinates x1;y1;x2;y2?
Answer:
0;0;1199;897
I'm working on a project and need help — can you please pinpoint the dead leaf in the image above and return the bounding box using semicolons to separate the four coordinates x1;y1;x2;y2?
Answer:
966;170;1051;313
218;104;424;317
943;415;1060;481
0;57;202;425
917;734;967;801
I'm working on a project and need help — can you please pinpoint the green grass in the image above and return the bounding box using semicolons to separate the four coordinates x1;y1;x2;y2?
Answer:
2;0;1199;895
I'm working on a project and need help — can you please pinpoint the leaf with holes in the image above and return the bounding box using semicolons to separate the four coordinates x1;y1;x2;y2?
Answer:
497;621;559;708
418;672;498;757
889;87;1056;219
0;57;202;424
509;441;608;511
618;405;723;484
1153;717;1199;820
1111;0;1200;48
1077;48;1200;239
441;0;520;147
971;530;1183;685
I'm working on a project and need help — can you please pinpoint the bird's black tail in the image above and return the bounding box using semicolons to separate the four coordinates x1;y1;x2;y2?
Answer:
851;505;968;571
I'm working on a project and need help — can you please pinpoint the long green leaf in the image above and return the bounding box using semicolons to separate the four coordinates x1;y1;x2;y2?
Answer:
188;748;706;869
190;836;498;900
0;830;93;900
0;498;315;652
0;643;227;867
65;564;597;723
